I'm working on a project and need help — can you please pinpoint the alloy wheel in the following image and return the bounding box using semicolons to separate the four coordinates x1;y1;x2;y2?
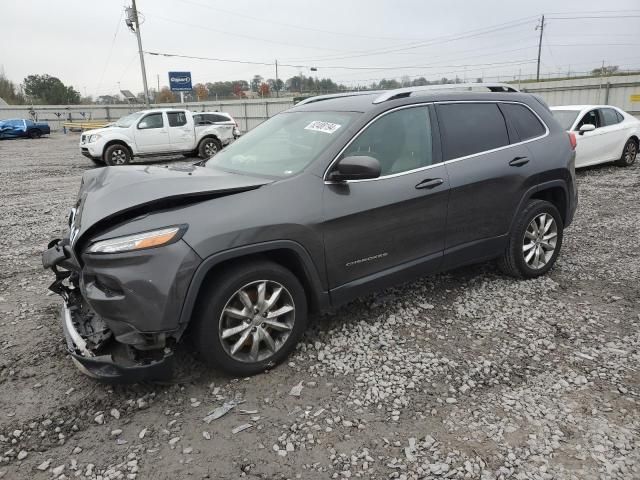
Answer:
624;142;637;165
218;280;295;363
111;149;127;165
204;141;218;157
523;213;558;269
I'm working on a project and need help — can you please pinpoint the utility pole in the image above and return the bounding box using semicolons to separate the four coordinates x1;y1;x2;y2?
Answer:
126;0;150;106
275;60;279;98
535;14;545;82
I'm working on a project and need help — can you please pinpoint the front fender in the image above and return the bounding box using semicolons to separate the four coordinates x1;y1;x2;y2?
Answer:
176;240;329;336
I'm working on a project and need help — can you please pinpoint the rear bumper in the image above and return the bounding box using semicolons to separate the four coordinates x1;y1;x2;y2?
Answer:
60;302;174;383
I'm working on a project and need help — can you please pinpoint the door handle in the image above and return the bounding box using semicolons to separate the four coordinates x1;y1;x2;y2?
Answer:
509;156;529;167
415;178;444;189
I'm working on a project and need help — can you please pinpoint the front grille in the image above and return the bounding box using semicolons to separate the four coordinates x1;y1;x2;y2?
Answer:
81;134;86;144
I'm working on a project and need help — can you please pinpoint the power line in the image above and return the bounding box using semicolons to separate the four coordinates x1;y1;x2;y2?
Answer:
145;50;537;72
94;9;125;98
547;15;640;19
146;13;360;54
174;0;432;42
284;16;539;63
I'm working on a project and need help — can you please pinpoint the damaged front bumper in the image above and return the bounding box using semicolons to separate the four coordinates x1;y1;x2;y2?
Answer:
43;238;174;383
60;301;173;383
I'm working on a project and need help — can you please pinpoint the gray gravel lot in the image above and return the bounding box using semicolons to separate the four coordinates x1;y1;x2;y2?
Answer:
0;133;638;480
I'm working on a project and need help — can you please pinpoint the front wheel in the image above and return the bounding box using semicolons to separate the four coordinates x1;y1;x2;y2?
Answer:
498;199;564;279
197;137;221;159
616;139;637;167
28;129;42;139
192;259;308;376
103;144;131;166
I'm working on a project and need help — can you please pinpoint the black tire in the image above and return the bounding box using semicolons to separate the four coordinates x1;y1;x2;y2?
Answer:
192;259;308;377
197;137;222;159
103;143;131;166
615;138;637;167
498;199;564;279
28;129;42;139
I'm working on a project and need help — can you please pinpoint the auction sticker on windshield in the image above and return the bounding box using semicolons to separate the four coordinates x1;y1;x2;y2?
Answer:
304;121;342;134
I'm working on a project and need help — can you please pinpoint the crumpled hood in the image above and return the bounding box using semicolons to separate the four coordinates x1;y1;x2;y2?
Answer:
72;164;272;242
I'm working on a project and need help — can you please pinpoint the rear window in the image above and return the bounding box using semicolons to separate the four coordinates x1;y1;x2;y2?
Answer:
437;103;509;160
601;108;621;126
500;103;546;141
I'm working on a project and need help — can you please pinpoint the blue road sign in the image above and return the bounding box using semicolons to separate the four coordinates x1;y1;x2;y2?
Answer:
169;72;192;92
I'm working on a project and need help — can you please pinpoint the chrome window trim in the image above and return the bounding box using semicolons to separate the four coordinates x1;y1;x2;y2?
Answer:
323;100;550;184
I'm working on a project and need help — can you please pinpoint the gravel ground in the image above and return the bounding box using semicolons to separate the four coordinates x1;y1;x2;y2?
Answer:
0;133;638;480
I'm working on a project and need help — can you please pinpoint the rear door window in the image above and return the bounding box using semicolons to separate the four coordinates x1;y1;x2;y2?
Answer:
167;111;187;127
600;108;621;126
500;103;546;141
437;103;510;160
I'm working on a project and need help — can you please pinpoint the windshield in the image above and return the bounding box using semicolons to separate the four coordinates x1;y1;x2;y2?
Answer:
551;110;579;131
115;112;145;128
205;111;357;177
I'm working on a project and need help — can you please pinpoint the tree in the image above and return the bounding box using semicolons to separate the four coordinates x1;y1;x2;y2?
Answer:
251;75;263;92
591;65;619;76
267;78;284;94
193;83;209;100
286;75;304;92
157;87;176;103
23;74;80;104
259;82;270;97
400;75;411;87
0;73;25;104
411;77;428;86
232;83;246;98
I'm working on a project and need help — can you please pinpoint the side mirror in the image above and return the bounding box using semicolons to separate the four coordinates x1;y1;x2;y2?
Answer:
579;124;596;135
328;155;381;182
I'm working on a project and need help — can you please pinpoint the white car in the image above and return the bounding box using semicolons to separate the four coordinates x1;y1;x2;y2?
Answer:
550;105;639;168
80;109;235;166
193;111;241;138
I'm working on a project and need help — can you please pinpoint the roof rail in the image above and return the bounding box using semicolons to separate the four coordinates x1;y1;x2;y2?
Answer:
296;90;383;106
372;83;520;104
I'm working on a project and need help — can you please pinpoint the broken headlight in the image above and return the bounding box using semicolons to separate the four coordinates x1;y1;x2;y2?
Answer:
86;226;186;254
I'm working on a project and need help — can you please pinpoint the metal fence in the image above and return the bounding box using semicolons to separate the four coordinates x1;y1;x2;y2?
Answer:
0;98;295;132
519;74;640;112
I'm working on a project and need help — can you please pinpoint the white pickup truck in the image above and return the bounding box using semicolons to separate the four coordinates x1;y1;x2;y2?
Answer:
80;108;235;166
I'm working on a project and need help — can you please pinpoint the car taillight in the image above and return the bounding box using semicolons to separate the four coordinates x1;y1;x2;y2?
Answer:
568;132;577;150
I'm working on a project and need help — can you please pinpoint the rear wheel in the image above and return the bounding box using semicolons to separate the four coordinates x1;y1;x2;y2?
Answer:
198;137;221;159
498;200;563;279
616;138;637;167
103;144;131;166
193;259;308;376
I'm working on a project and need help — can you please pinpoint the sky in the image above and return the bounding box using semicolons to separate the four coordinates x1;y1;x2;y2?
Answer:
2;0;639;98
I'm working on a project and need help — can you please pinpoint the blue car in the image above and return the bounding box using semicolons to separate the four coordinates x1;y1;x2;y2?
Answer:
0;119;51;139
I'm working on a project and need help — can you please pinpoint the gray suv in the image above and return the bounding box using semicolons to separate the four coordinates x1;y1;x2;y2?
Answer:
43;84;578;382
